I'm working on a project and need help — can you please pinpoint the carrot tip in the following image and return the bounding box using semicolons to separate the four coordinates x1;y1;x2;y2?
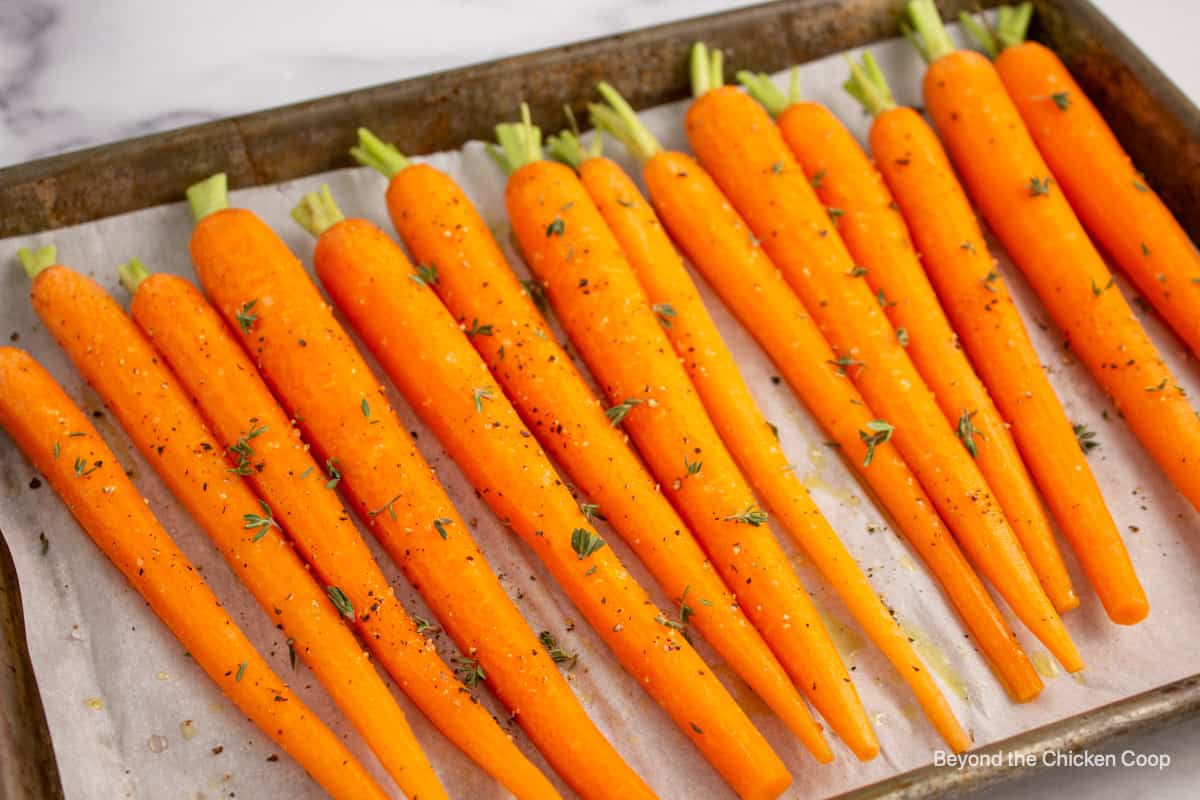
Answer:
350;128;409;180
186;173;228;223
16;244;57;280
116;258;151;295
291;185;344;239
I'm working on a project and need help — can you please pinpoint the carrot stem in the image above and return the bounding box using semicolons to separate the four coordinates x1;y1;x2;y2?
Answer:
187;173;229;222
689;42;725;97
736;69;799;117
546;111;602;170
588;83;661;164
905;0;957;63
487;103;543;175
17;245;57;279
350;128;410;179
291;184;344;238
844;52;897;116
995;3;1033;50
116;258;151;294
959;11;999;58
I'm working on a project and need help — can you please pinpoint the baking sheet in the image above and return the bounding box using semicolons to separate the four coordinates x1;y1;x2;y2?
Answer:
1;27;1198;800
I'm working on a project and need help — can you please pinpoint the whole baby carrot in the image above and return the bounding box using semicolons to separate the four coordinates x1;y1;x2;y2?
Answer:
184;175;654;800
350;131;833;764
977;6;1200;359
491;108;880;761
547;125;968;751
843;52;1147;625
21;252;446;800
745;67;1077;613
908;0;1200;511
292;187;791;800
588;86;1042;703
119;263;560;798
685;44;1082;673
0;345;388;800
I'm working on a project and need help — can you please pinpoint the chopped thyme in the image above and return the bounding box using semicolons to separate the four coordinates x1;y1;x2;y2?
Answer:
452;656;486;688
1072;422;1099;454
684;457;702;476
723;505;768;526
326;585;354;619
827;207;845;226
324;458;341;490
433;517;452;539
1132;179;1149;193
859;420;894;467
1146;378;1167;392
414;616;440;635
847;265;869;278
546;217;565;237
1051;91;1070;110
828;355;865;376
956;409;983;458
538;631;578;669
53;441;60;460
361;398;370;418
228;423;268;475
961;241;977;254
521;278;549;314
580;502;605;524
1028;176;1053;197
411;262;439;286
605;397;643;427
466;318;494;337
652;303;677;329
571;527;606;559
810;169;825;188
876;287;896;308
897;327;910;348
368;494;401;521
243;500;275;542
1091;276;1115;296
472;387;495;413
983;269;1000;292
235;300;258;333
235;662;247;683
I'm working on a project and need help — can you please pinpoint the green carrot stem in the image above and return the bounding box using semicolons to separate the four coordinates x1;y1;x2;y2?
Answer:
843;52;898;117
116;258;151;295
904;0;958;64
350;128;411;179
995;3;1033;50
689;42;725;98
291;185;345;238
546;106;603;169
737;68;800;117
958;10;999;58
487;103;544;175
17;245;57;280
587;82;661;165
186;173;229;223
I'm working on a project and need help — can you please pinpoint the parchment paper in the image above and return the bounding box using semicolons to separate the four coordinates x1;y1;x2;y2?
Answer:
1;27;1198;800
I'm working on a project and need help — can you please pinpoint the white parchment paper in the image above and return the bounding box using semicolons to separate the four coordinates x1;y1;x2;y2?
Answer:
1;28;1198;800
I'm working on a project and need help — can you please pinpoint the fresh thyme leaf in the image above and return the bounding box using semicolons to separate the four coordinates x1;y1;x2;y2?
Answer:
956;409;983;458
827;207;845;226
235;300;258;333
580;502;605;524
53;441;60;460
465;318;494;337
897;327;910;347
326;585;354;618
771;161;783;174
1028;176;1053;197
411;262;439;286
810;169;825;189
1091;276;1115;296
546;217;565;237
616;197;636;208
1146;378;1167;392
538;631;578;669
1141;242;1150;257
571;527;606;559
299;466;313;480
605;397;643;427
847;265;869;278
452;656;486;688
368;494;401;521
961;241;977;254
360;398;370;418
73;457;100;477
433;517;452;540
414;616;440;635
827;355;865;376
243;500;275;542
723;505;768;526
1132;179;1149;193
684;457;702;476
1072;422;1100;454
983;269;1000;292
324;457;341;490
651;303;677;329
876;287;896;308
859;419;895;467
521;278;549;314
472;387;495;413
1051;91;1071;110
235;662;247;683
228;423;268;475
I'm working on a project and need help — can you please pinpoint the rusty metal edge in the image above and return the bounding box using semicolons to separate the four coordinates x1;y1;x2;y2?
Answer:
1;1;1199;798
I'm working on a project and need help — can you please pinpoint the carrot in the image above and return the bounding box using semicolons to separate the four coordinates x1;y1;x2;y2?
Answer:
0;345;388;800
844;52;1148;625
684;44;1082;673
548;129;968;751
20;252;446;800
351;131;834;765
491;108;881;762
118;262;560;798
750;69;1078;614
908;0;1200;512
587;89;1041;703
983;15;1200;359
184;175;653;800
291;186;790;800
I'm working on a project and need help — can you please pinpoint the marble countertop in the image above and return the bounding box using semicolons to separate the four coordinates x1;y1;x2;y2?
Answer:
1;1;1197;798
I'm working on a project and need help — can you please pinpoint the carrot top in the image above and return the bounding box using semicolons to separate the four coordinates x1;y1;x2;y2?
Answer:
17;245;57;279
736;67;800;118
187;172;230;222
291;184;345;238
116;257;151;294
350;128;411;179
545;108;603;170
903;0;959;63
843;52;898;117
587;83;661;163
689;41;725;97
961;3;1034;57
487;103;545;175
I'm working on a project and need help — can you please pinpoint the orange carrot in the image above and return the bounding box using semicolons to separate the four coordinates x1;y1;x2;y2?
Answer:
292;186;791;800
549;131;967;750
492;110;880;762
120;263;560;798
21;252;446;800
684;46;1082;673
587;91;1041;703
760;75;1077;613
0;345;388;800
350;131;833;765
184;175;653;800
845;52;1147;625
909;0;1200;512
991;28;1200;359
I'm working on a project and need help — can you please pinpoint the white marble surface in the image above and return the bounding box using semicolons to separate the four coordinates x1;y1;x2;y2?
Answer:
1;1;1198;798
